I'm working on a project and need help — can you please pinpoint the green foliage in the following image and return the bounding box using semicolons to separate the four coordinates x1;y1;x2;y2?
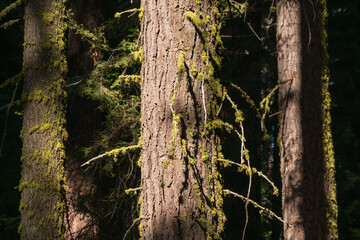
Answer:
65;1;143;239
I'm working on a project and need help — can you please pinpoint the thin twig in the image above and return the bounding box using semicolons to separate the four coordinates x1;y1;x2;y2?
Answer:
125;186;142;194
267;0;275;20
247;23;261;41
224;189;289;226
66;80;82;87
81;145;141;167
218;158;278;194
122;218;141;240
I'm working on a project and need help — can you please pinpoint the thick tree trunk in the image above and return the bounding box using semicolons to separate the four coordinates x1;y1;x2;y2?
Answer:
277;0;338;239
19;0;68;239
65;1;103;239
140;1;225;239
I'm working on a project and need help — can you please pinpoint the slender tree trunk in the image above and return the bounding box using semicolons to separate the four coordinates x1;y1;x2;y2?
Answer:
277;0;338;239
140;1;225;239
65;1;103;239
19;0;68;239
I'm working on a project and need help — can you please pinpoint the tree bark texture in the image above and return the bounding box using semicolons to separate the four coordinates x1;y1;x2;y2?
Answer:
140;1;225;239
19;0;68;239
277;0;338;239
68;0;103;76
65;1;103;239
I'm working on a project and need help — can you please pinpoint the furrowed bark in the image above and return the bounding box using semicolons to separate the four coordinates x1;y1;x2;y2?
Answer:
140;1;225;239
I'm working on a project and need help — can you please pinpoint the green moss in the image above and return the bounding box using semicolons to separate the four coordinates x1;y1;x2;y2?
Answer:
137;155;142;167
133;47;143;62
190;64;197;77
28;210;35;219
185;11;202;29
0;0;21;22
29;125;40;134
19;181;29;192
105;144;141;162
42;12;54;24
138;7;144;22
19;200;28;212
177;51;186;78
162;160;169;168
38;217;45;228
17;222;22;234
27;89;43;102
320;0;338;237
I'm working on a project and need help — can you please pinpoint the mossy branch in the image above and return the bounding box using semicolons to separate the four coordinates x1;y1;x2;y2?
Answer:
125;187;142;195
224;189;289;226
0;18;21;30
259;84;280;121
0;0;22;22
230;82;280;140
0;71;23;89
81;144;141;167
114;8;141;19
218;158;279;196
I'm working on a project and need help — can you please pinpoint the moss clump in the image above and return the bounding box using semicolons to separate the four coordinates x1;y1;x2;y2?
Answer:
27;211;35;219
177;51;186;78
185;11;202;29
29;125;40;134
162;160;169;168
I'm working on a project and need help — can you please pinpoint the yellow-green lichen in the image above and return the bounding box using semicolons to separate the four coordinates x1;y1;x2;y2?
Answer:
177;51;186;78
162;160;169;168
185;11;202;29
27;211;35;219
320;0;338;237
29;125;40;134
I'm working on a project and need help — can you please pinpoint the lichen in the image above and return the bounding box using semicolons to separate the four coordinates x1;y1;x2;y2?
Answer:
320;0;338;238
177;51;186;78
185;11;202;29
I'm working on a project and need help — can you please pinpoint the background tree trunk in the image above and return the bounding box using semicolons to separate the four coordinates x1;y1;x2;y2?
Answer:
277;0;338;239
140;1;225;239
68;0;103;76
19;0;68;238
65;0;103;239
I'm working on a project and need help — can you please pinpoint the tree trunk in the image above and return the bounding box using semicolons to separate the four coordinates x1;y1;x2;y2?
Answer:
140;1;225;239
68;0;103;76
277;0;338;239
65;1;103;239
19;0;68;239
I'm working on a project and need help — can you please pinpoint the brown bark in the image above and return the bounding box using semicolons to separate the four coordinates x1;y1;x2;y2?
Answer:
140;1;225;239
68;0;103;76
65;1;103;239
277;0;338;239
19;0;67;239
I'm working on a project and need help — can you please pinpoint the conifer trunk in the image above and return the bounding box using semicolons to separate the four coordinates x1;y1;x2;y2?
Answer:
140;1;225;239
68;0;103;76
65;0;103;238
19;0;68;239
277;0;338;239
